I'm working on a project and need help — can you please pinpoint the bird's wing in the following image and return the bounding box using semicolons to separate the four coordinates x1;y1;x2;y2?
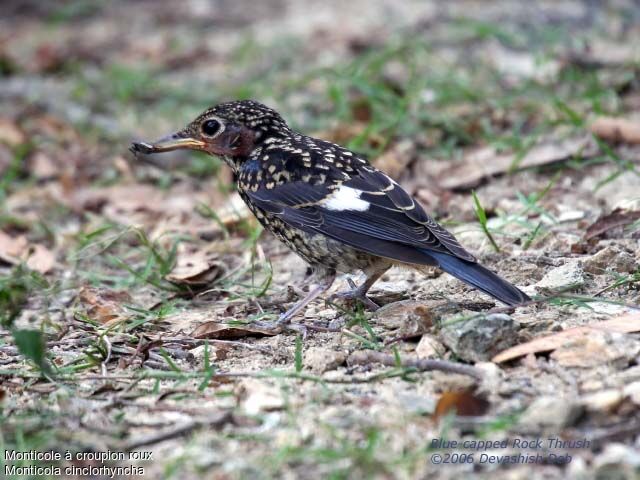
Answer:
246;166;477;264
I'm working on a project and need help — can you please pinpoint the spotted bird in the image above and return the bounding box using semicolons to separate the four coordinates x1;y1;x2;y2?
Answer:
131;100;530;329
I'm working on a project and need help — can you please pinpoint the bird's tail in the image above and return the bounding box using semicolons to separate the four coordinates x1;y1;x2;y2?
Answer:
427;251;530;306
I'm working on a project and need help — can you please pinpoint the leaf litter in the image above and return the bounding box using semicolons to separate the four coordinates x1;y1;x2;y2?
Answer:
1;1;640;479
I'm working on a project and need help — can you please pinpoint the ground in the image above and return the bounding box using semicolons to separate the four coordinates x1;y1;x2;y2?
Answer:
1;1;640;479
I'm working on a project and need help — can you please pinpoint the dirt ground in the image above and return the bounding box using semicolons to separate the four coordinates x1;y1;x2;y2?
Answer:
1;1;640;479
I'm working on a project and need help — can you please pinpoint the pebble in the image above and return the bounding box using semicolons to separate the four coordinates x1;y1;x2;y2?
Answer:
535;260;585;291
581;389;624;412
439;313;519;363
303;346;347;373
415;334;446;359
583;245;637;275
518;395;582;430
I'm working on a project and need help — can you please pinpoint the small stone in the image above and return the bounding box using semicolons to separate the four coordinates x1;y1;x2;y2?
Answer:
190;344;224;362
535;261;585;292
415;334;446;359
316;308;338;320
393;392;437;415
581;389;624;412
593;444;640;472
439;313;519;363
240;379;285;415
623;381;640;405
303;346;347;373
557;209;585;223
583;246;638;275
373;300;434;336
518;396;582;430
474;362;503;396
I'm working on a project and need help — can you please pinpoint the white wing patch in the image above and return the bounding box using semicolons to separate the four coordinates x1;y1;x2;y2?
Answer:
322;185;370;212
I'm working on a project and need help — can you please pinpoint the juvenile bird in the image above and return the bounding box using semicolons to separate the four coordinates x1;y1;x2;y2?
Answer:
131;100;529;329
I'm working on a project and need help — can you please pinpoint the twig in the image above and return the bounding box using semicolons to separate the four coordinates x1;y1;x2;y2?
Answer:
121;412;234;451
347;351;483;380
159;336;277;354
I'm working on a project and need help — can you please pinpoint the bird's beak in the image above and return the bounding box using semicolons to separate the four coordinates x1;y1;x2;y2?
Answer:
130;132;205;155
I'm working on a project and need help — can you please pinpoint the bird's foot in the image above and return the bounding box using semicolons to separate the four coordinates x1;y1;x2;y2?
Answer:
328;278;380;312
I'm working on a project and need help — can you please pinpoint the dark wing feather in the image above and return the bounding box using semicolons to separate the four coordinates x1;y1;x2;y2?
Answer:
247;166;477;264
348;169;476;261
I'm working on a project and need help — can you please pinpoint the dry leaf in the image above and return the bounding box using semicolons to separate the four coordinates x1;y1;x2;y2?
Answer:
0;231;28;263
433;391;490;419
373;140;415;179
165;251;225;286
584;208;640;240
590;117;640;145
0;231;54;273
492;313;640;363
78;286;133;324
29;151;59;179
215;192;252;229
25;244;55;274
439;136;597;190
192;321;277;339
0;118;25;146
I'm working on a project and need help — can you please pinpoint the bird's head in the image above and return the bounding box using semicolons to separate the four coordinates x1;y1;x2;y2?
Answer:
130;100;290;169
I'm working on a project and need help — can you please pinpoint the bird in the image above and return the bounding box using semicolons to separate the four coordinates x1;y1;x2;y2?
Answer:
131;100;530;330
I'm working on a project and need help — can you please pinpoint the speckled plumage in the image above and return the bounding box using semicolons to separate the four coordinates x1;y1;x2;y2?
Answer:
132;100;530;328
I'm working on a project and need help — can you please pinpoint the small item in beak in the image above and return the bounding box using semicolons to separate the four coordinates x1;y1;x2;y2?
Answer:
130;134;206;156
130;141;156;154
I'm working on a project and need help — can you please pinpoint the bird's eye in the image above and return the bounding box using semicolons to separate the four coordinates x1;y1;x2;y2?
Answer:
201;119;221;137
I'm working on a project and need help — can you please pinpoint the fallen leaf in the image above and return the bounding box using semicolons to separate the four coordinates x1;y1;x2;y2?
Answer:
0;231;54;273
165;251;225;286
373;300;434;336
25;244;55;274
71;184;251;239
373;140;415;179
0;118;25;146
212;192;253;230
192;321;277;339
438;136;597;190
0;231;28;263
433;391;490;419
492;313;640;363
78;286;133;324
29;151;59;179
590;117;640;145
584;208;640;240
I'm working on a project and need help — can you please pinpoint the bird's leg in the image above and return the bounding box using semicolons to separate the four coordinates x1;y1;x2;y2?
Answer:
277;272;336;325
253;271;336;336
329;264;391;312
